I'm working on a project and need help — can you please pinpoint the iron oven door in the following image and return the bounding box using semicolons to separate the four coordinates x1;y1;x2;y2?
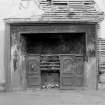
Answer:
60;55;84;89
26;55;41;88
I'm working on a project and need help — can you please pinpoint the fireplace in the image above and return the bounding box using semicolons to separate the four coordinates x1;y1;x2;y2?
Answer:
4;22;97;91
20;33;85;89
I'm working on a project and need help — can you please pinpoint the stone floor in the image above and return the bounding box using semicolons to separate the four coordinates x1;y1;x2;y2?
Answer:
0;89;105;105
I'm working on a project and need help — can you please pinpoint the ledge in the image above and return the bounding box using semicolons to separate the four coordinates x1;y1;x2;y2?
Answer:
4;18;102;24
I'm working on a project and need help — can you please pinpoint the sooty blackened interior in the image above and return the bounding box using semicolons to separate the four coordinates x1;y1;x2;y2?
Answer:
21;33;85;54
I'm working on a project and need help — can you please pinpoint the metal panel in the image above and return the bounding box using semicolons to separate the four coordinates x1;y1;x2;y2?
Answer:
60;55;84;89
26;55;41;88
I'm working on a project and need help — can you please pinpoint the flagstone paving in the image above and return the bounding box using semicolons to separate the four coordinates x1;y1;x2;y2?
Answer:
0;89;105;105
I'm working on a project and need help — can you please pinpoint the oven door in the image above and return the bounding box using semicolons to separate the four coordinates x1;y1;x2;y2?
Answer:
26;55;41;88
60;55;84;89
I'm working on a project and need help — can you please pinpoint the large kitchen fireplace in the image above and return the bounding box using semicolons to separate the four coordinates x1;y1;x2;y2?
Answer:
19;33;86;89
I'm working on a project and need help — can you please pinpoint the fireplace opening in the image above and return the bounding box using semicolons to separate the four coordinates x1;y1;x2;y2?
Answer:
20;33;86;89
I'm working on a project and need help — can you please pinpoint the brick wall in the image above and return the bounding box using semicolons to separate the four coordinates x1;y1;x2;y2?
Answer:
98;38;105;89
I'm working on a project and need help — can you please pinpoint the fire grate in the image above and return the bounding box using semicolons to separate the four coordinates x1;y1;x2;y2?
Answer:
40;55;60;89
40;55;60;71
